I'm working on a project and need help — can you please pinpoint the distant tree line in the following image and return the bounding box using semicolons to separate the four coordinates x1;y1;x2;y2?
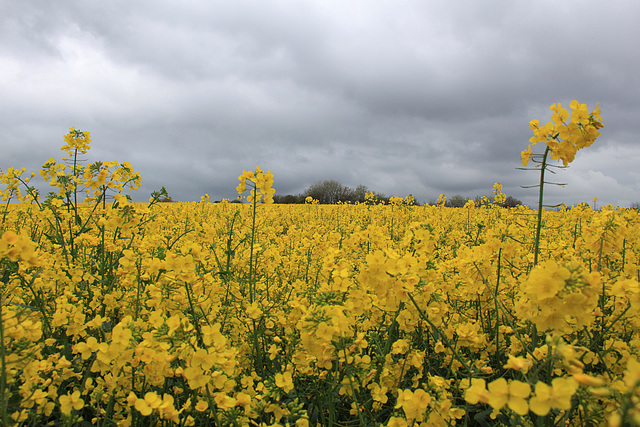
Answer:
272;180;389;204
272;180;523;207
437;194;523;208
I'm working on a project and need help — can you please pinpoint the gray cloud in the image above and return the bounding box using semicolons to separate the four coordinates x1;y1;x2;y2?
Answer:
1;0;639;207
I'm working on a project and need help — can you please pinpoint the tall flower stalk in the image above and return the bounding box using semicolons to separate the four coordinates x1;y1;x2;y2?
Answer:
521;101;603;265
236;166;275;302
236;166;275;376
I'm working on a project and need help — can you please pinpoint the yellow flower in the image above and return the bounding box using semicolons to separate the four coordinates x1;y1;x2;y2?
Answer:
250;168;275;202
371;383;389;403
487;378;530;416
236;170;254;195
526;100;603;166
246;302;263;320
1;230;18;246
503;355;532;373
391;339;410;355
395;388;431;421
521;145;533;167
275;371;294;393
157;395;179;422
570;100;590;124
61;127;91;156
573;373;606;387
135;399;153;416
195;400;209;412
183;366;210;389
59;391;84;415
246;188;262;204
74;336;100;360
529;382;552;416
214;393;237;410
550;103;569;125
237;167;275;202
464;378;489;404
529;377;578;416
134;392;164;416
235;392;251;406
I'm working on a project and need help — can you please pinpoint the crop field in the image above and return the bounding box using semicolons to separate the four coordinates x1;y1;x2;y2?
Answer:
2;104;640;426
2;194;640;426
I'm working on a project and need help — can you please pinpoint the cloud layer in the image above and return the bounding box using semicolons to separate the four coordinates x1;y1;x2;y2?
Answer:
2;0;639;207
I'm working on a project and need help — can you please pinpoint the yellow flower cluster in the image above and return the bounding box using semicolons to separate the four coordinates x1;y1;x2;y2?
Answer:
237;166;275;204
0;230;40;267
515;260;601;334
61;126;91;157
464;375;578;418
0;167;38;203
522;100;603;167
39;158;141;202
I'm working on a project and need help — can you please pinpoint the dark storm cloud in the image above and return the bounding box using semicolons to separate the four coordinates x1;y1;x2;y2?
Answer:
1;0;639;206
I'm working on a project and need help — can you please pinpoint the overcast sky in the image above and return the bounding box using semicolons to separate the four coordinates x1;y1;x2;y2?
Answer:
2;1;639;207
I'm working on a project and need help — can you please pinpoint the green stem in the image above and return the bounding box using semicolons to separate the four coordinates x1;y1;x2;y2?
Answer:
1;195;11;226
407;293;473;374
185;282;205;347
597;236;604;272
247;185;264;376
533;145;551;266
20;269;52;337
73;148;80;224
474;263;539;361
248;186;257;304
495;249;501;357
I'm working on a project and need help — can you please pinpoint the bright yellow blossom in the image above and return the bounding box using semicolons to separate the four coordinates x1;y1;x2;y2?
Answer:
487;378;530;416
59;391;84;415
464;378;489;404
395;388;431;422
529;378;578;415
275;371;294;393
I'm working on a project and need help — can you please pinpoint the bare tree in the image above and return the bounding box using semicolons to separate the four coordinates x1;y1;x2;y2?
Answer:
305;180;352;204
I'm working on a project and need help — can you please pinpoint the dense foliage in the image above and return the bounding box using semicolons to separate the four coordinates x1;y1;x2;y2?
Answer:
2;193;639;425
